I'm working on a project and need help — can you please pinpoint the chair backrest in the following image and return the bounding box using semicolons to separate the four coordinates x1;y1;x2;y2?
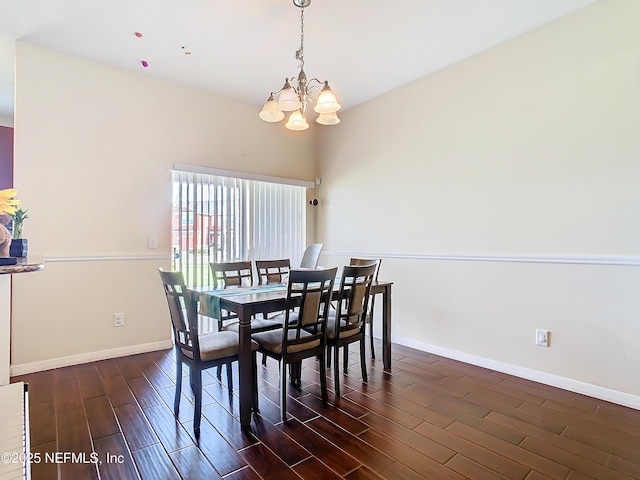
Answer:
256;258;291;285
333;264;376;335
349;258;381;282
210;261;253;288
159;268;201;361
299;243;323;269
282;267;338;355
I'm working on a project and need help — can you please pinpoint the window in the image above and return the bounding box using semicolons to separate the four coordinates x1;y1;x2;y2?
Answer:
172;169;307;287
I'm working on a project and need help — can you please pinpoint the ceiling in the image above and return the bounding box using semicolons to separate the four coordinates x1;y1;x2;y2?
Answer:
0;0;596;120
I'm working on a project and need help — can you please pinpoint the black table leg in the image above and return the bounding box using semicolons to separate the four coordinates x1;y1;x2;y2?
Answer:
237;305;253;428
382;284;392;369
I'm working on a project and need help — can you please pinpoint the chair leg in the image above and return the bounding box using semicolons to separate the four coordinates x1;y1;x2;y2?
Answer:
289;361;301;388
216;364;222;381
326;346;332;368
226;362;233;393
334;345;341;397
252;353;259;413
296;360;303;386
360;338;368;383
174;359;182;416
369;322;376;359
280;360;288;422
319;352;328;402
262;352;267;365
192;369;203;437
189;367;196;394
343;344;349;374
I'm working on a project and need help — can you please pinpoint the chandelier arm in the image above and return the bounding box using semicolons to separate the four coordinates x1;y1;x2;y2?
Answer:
303;79;326;100
306;78;327;91
268;76;303;100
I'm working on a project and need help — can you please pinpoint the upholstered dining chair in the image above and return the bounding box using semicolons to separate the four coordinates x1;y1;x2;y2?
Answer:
326;263;376;397
299;243;323;269
349;258;382;359
255;258;291;285
209;260;282;334
210;260;282;374
159;268;259;437
251;267;337;421
255;257;291;329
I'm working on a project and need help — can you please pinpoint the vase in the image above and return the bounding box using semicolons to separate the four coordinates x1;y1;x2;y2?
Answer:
9;239;28;258
0;222;10;257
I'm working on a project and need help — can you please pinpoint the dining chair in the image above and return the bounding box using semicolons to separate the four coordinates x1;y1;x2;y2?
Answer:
299;243;323;269
349;258;382;359
209;260;253;333
159;268;259;437
210;260;282;372
255;257;291;325
209;260;282;333
255;258;291;285
251;267;337;421
326;263;376;397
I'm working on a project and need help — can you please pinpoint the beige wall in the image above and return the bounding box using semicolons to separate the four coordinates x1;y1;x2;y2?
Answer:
11;42;317;368
316;0;640;402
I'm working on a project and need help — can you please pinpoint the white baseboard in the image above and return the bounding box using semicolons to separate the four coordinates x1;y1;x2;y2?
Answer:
10;339;173;377
392;335;640;411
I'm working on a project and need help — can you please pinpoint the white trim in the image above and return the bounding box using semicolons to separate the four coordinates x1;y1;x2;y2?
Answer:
323;251;640;267
392;335;640;411
173;163;316;189
45;253;170;263
10;339;173;376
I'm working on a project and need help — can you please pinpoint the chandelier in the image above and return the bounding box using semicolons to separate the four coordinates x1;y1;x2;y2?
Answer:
259;0;341;130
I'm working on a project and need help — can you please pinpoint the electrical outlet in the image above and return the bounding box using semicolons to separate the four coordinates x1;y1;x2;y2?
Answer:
114;313;125;327
148;235;158;249
536;329;549;347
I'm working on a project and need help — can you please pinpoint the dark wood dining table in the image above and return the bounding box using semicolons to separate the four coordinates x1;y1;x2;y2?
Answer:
190;279;393;428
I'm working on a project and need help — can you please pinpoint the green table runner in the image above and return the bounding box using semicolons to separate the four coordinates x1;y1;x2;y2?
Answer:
198;284;287;319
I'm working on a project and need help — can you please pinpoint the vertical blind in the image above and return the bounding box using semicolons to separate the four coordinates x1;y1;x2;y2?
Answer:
172;170;306;287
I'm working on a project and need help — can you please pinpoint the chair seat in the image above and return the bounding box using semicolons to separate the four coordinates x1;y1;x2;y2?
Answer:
182;331;258;361
252;328;320;355
223;317;283;334
326;314;361;340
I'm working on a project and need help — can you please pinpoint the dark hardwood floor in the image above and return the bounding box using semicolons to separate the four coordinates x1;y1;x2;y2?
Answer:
11;341;640;480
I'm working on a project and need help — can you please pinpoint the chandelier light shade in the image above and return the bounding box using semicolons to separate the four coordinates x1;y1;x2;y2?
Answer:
277;80;302;112
259;0;341;130
316;111;340;125
285;110;309;130
313;83;341;114
258;94;286;122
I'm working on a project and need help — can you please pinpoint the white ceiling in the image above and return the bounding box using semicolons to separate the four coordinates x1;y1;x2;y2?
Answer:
0;0;596;119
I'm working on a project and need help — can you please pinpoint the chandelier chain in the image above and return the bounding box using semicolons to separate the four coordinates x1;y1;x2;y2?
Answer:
297;7;305;71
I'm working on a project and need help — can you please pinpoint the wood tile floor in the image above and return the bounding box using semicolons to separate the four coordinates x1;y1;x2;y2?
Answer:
11;341;640;480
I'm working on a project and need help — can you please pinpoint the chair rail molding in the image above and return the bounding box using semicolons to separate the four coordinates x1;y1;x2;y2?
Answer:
322;251;640;267
45;253;170;263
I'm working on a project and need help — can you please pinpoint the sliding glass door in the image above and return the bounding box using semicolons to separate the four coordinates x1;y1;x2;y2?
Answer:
172;170;306;287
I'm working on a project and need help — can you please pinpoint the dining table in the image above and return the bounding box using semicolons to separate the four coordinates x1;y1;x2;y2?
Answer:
190;279;393;428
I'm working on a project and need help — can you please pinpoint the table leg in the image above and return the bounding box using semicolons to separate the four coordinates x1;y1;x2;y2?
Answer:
237;305;253;428
382;284;392;369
